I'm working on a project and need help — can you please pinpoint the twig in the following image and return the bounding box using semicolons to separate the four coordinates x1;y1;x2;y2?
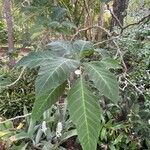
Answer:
121;14;150;34
113;40;127;75
71;25;111;41
124;77;143;94
0;67;26;88
93;36;119;46
0;113;31;124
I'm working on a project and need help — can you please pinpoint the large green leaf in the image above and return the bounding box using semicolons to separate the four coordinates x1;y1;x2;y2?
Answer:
85;62;119;102
35;57;79;94
16;51;54;68
47;41;73;56
16;51;79;93
73;40;93;51
15;51;79;120
47;40;94;58
32;82;66;121
68;76;100;150
73;40;94;57
101;57;121;69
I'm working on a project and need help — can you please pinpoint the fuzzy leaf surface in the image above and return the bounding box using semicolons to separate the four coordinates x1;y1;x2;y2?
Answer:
68;76;100;150
85;62;119;102
47;41;73;56
32;82;66;121
16;51;79;93
73;40;94;57
15;51;79;120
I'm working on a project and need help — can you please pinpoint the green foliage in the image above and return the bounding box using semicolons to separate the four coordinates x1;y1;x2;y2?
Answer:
0;21;7;44
16;51;79;120
1;0;149;149
0;69;36;118
85;62;119;102
15;39;119;150
0;103;78;150
68;76;100;150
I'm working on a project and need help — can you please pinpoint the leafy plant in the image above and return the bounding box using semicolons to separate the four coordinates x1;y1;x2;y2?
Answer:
0;104;78;150
14;40;119;150
0;69;36;118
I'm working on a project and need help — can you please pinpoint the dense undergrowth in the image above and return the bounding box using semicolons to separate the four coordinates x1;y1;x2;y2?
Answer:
0;24;149;150
0;0;150;150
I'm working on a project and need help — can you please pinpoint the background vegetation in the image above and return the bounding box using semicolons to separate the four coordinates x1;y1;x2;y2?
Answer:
0;0;150;149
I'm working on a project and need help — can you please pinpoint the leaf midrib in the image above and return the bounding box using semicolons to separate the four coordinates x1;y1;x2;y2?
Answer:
87;63;114;98
80;76;90;150
37;59;71;93
32;88;56;119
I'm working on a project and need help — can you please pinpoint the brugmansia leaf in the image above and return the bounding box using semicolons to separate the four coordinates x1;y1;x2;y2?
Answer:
35;57;79;94
47;41;73;56
32;82;66;121
73;40;94;57
15;51;79;121
0;131;10;137
68;76;100;150
101;57;121;69
73;40;93;51
85;62;119;102
15;51;54;68
16;51;79;92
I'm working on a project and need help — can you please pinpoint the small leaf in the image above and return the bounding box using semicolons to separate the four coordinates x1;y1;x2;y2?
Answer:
114;134;124;144
11;142;28;150
23;106;30;125
85;62;119;102
62;21;77;29
109;143;116;150
68;76;100;150
0;75;11;88
16;51;79;93
13;132;29;141
48;21;60;28
51;7;67;22
43;142;54;150
16;122;24;130
100;127;107;141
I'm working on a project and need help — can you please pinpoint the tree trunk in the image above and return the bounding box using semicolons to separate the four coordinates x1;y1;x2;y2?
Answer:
3;0;15;68
112;0;129;27
95;2;105;42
